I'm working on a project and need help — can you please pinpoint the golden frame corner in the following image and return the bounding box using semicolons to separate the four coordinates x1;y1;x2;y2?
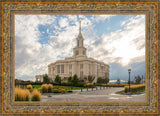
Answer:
0;0;159;115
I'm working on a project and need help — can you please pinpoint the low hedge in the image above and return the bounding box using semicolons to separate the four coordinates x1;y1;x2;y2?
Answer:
61;82;86;87
52;87;67;94
85;83;95;88
96;84;127;87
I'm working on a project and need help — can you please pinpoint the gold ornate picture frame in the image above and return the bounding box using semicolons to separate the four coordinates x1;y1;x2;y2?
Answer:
0;0;159;115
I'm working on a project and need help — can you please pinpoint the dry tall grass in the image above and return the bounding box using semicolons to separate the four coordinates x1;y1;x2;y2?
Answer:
85;83;94;87
15;87;30;101
124;84;146;93
41;84;48;93
98;84;127;87
27;84;32;89
31;89;41;101
27;84;33;92
48;84;53;93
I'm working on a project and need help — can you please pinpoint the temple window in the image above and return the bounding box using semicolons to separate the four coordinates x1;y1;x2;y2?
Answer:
61;65;64;73
76;50;79;55
57;65;60;73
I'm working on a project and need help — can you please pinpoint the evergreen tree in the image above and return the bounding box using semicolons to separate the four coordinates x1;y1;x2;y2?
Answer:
67;76;72;83
135;75;141;84
55;75;61;84
97;77;103;84
43;74;50;83
72;74;78;86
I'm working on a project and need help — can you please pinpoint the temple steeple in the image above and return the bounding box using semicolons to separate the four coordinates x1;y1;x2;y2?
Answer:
79;21;81;34
77;21;84;47
73;21;87;57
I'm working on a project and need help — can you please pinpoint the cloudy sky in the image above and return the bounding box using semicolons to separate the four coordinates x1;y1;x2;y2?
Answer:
15;15;145;81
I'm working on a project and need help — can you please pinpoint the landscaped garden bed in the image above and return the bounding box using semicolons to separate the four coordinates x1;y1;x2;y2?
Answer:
15;86;41;101
116;84;146;94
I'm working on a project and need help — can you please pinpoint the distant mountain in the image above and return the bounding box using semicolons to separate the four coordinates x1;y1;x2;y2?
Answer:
109;80;127;84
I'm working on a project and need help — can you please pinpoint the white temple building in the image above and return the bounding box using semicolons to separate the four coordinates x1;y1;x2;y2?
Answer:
36;21;109;83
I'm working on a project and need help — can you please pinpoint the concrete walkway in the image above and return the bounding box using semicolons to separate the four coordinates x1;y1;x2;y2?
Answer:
41;87;145;102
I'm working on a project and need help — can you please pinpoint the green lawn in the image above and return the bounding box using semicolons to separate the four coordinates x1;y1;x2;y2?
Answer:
25;85;86;90
32;85;41;89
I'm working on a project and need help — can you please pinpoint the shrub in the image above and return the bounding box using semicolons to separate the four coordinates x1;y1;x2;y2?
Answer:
76;82;86;87
52;87;67;94
102;84;127;87
27;84;32;89
27;84;33;92
48;84;53;93
43;74;50;83
55;75;61;84
101;84;107;87
59;89;67;94
66;82;73;86
72;74;78;86
52;89;60;93
97;77;109;84
97;77;103;84
61;82;68;86
85;83;94;87
38;88;42;92
41;84;48;93
67;76;72;83
15;87;30;101
31;89;41;101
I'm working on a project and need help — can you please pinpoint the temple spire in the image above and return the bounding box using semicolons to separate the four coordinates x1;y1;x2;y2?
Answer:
79;21;81;34
73;20;86;57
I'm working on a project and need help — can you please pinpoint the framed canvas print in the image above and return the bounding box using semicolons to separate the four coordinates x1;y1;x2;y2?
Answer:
0;0;159;115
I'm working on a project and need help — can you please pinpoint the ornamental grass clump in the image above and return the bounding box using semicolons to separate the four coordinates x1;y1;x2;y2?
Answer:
41;84;48;93
27;84;32;89
27;84;33;92
31;89;41;101
85;83;94;87
48;84;53;93
105;84;127;87
15;87;30;101
124;84;146;93
101;84;107;87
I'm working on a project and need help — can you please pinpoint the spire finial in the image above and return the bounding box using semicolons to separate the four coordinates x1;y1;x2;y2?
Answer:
79;20;81;34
